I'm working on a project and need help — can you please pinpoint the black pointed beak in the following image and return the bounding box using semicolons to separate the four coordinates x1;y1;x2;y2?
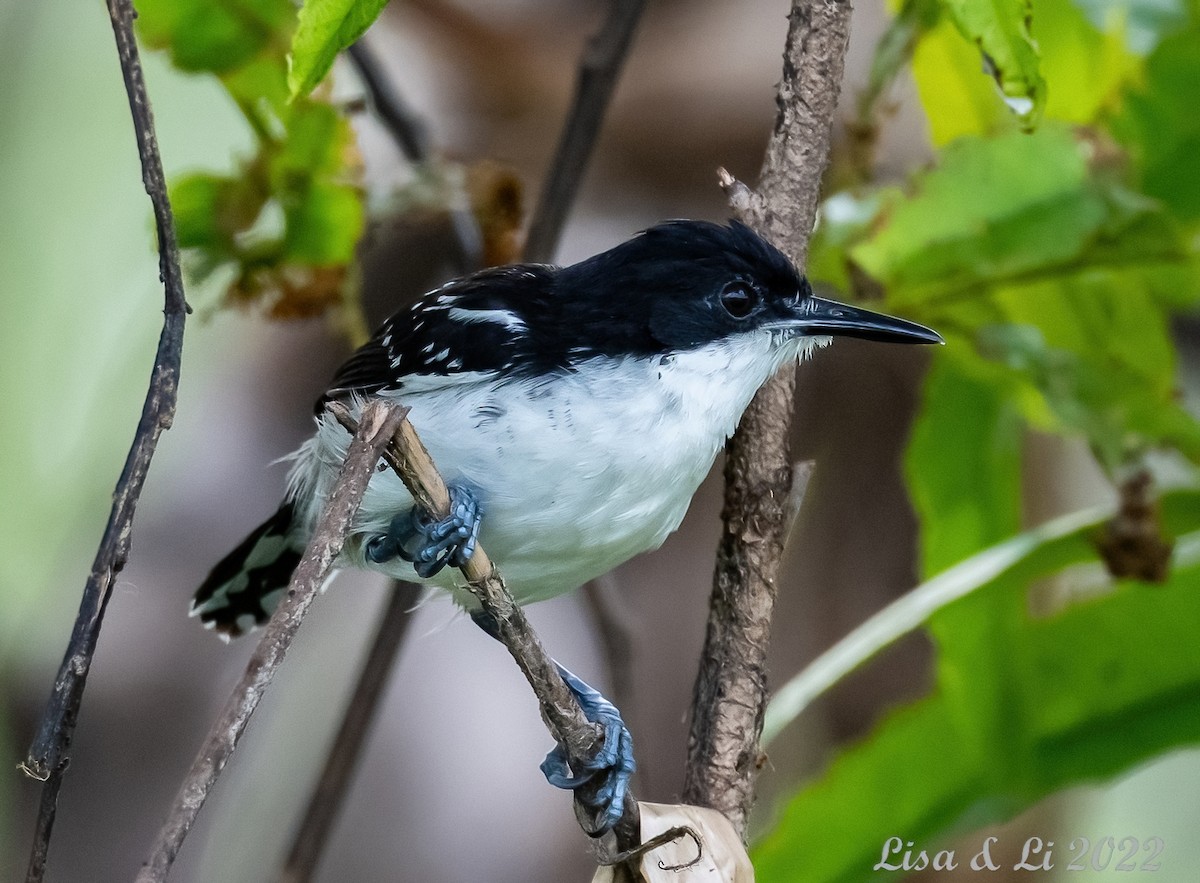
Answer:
790;295;943;345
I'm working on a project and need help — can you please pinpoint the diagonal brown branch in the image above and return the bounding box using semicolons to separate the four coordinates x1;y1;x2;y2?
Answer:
276;580;421;883
325;404;641;846
683;0;854;838
523;0;647;262
136;401;407;883
272;9;649;871
346;37;484;273
22;1;190;879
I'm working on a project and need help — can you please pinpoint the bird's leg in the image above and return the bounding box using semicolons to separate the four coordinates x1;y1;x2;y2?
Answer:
365;483;482;578
471;610;636;834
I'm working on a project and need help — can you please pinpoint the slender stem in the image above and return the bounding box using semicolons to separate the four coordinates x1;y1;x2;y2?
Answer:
347;39;430;161
273;11;653;869
22;0;189;877
523;0;647;263
23;766;62;883
136;402;406;883
347;37;483;273
683;0;854;838
276;580;421;883
581;576;636;716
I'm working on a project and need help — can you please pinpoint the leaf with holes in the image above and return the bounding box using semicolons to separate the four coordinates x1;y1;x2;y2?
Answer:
940;0;1045;128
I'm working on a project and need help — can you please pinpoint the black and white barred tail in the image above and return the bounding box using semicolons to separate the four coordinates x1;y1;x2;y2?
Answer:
191;503;303;639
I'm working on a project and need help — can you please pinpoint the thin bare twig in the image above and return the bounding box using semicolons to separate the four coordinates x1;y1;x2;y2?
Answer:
523;0;648;262
327;404;641;843
136;401;407;883
22;1;190;878
271;40;489;881
581;575;637;715
347;39;430;161
521;2;649;852
683;0;854;838
276;580;421;883
347;37;483;272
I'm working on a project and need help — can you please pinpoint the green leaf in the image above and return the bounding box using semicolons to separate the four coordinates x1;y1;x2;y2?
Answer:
1032;0;1138;124
271;101;349;182
283;182;364;264
939;0;1046;128
288;0;391;98
145;0;368;317
1111;21;1200;223
809;189;902;292
909;0;1137;143
986;277;1200;467
137;0;295;74
822;124;1200;475
170;172;268;252
851;127;1105;305
906;351;1023;577
755;489;1200;883
270;100;365;264
844;124;1197;317
910;16;1008;144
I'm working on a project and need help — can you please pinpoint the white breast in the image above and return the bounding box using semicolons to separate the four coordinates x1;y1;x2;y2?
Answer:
287;331;822;607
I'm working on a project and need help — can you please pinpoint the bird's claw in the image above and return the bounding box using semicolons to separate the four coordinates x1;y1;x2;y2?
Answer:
541;666;636;834
365;483;481;577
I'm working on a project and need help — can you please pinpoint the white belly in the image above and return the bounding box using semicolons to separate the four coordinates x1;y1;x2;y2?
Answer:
287;335;814;607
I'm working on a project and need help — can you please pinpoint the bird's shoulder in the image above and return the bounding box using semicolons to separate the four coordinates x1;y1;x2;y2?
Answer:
319;265;557;409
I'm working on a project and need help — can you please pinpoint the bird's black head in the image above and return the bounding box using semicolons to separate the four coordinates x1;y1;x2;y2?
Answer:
551;219;940;358
320;219;940;406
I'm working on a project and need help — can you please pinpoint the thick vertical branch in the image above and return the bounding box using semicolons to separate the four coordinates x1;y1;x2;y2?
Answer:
683;0;853;837
22;1;189;879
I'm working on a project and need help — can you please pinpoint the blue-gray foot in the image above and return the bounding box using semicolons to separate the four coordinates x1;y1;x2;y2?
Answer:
540;664;636;834
365;483;481;578
469;611;636;834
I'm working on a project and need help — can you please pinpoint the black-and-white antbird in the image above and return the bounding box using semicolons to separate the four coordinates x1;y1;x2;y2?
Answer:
192;219;941;831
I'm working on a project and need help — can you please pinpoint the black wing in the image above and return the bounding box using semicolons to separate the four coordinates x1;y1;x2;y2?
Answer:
317;265;559;412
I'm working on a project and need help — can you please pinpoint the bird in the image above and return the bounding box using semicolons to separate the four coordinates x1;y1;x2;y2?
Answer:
191;218;941;831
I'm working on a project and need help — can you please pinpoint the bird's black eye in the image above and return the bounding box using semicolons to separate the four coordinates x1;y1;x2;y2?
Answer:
719;281;758;319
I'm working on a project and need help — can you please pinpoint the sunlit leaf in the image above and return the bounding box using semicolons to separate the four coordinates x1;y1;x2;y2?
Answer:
1033;0;1138;124
939;0;1045;128
852;127;1104;305
288;0;391;98
910;16;1008;144
910;0;1138;143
